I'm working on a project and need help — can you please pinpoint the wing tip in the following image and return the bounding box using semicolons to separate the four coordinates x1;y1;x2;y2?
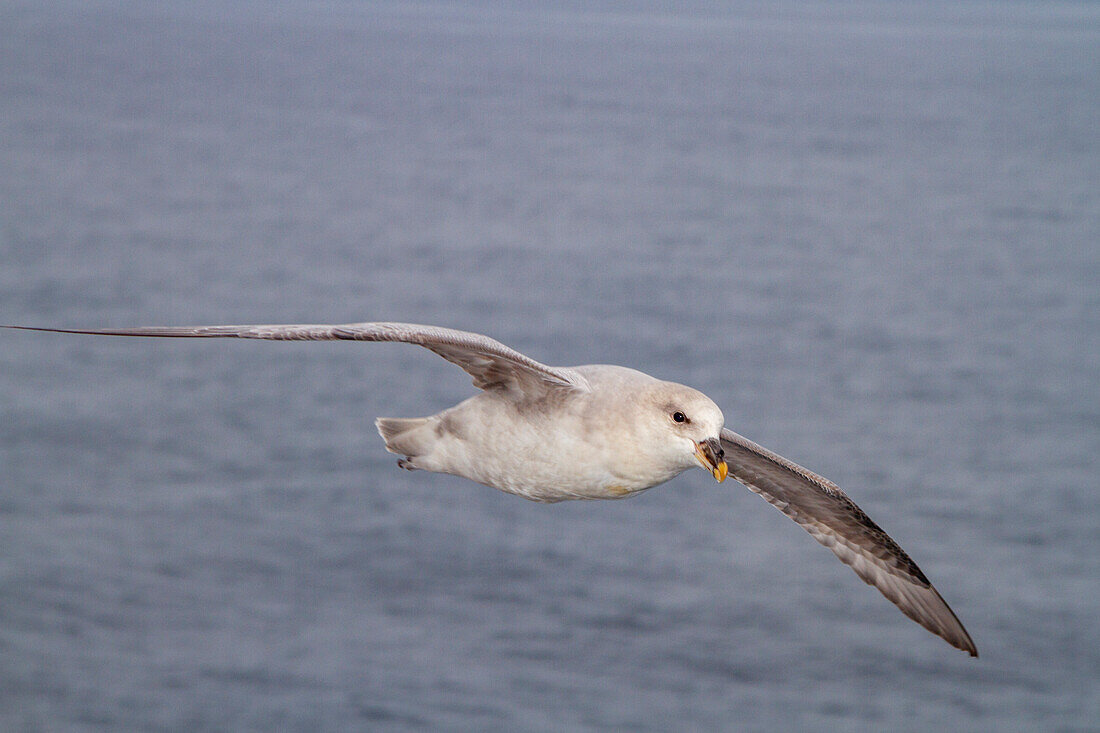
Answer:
4;325;80;334
906;583;979;657
954;630;979;658
938;619;978;657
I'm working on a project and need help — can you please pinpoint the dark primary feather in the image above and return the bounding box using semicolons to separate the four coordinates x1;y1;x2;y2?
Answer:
720;428;977;656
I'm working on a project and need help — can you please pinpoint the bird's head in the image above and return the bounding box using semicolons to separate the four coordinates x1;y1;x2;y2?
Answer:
637;381;728;483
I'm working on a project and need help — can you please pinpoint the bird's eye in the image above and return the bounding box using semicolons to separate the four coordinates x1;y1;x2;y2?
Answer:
672;411;687;423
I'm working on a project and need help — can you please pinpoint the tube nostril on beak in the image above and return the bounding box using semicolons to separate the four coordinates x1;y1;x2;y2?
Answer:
703;437;723;458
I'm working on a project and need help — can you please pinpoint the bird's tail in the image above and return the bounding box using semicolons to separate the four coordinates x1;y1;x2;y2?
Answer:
375;416;434;460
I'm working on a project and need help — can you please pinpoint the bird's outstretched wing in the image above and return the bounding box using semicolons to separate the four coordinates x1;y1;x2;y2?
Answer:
4;323;587;396
719;427;977;656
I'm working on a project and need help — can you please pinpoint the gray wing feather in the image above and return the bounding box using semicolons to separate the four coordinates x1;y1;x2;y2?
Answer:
720;427;977;656
5;323;587;395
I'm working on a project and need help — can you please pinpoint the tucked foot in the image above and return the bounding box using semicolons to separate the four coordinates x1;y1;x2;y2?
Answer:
397;458;417;470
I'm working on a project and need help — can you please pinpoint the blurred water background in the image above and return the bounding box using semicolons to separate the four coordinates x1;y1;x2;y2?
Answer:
1;1;1097;729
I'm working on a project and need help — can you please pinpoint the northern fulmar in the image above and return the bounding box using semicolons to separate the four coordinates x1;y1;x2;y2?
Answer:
5;322;978;656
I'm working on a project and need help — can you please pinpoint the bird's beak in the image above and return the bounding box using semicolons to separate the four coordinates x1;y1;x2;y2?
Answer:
694;438;728;483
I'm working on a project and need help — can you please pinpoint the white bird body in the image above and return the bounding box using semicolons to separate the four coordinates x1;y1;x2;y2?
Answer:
378;364;724;503
4;321;977;656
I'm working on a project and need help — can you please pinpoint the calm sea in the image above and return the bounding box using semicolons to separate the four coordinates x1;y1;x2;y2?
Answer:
1;1;1097;729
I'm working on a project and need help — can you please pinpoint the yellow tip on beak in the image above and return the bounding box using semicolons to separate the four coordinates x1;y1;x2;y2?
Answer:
695;439;728;483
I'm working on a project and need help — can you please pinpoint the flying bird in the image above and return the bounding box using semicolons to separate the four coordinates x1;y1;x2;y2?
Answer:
5;322;978;656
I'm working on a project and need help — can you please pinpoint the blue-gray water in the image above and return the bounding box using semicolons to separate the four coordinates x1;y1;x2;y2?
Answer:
1;1;1097;729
